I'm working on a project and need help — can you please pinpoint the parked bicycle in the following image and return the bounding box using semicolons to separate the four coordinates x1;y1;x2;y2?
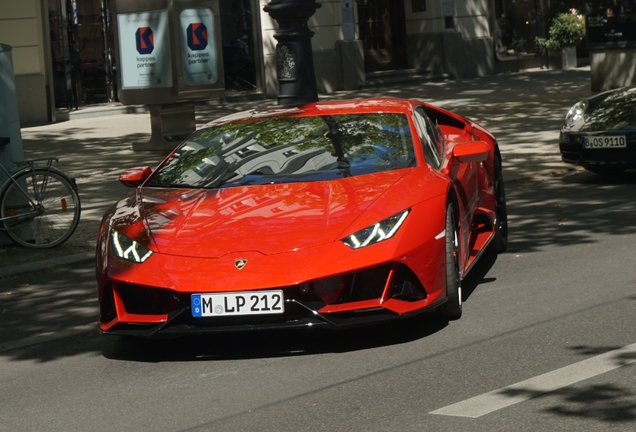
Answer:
0;137;80;248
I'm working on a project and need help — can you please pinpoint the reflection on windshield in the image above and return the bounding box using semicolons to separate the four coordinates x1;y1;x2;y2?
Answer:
583;89;636;132
148;113;415;189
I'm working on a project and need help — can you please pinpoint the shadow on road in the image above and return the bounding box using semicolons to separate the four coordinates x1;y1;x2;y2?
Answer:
0;266;97;344
500;382;636;423
506;169;636;253
99;314;448;362
495;345;636;424
461;252;499;302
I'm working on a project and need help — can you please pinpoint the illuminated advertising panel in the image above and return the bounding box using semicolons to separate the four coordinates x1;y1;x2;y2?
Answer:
180;8;218;85
118;11;173;89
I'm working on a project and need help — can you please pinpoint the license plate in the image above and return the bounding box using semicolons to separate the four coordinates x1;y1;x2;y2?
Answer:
191;291;284;317
582;135;627;149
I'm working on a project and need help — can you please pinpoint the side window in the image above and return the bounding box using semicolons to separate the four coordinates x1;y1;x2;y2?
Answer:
414;108;442;169
424;108;446;157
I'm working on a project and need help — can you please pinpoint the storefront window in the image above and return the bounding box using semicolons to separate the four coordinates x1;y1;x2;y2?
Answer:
586;0;636;48
495;0;543;59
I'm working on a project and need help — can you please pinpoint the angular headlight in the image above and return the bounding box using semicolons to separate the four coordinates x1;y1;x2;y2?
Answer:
342;210;409;249
111;229;153;263
565;100;587;126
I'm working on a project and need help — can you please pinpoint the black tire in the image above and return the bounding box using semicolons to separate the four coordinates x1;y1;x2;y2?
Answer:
1;168;81;248
438;203;462;320
489;156;508;254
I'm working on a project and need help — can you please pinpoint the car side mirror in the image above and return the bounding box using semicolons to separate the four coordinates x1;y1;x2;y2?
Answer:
449;141;490;178
119;166;152;188
453;141;490;164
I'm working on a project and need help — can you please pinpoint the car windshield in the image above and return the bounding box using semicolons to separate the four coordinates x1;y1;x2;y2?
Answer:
148;113;415;189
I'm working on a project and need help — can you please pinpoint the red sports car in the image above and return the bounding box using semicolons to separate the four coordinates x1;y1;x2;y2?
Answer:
96;98;507;336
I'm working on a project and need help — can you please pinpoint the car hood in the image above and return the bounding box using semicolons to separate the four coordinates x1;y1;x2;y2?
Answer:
136;170;410;257
580;87;636;132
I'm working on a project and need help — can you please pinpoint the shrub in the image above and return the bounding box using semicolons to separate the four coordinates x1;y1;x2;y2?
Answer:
535;9;586;50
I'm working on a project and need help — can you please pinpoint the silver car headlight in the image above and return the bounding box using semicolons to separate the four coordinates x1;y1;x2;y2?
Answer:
342;210;409;249
565;100;587;126
111;229;154;263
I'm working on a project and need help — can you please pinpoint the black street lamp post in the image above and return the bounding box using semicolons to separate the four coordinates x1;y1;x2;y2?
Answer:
263;0;322;105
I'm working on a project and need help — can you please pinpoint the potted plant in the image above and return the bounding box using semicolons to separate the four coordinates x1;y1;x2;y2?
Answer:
535;8;586;69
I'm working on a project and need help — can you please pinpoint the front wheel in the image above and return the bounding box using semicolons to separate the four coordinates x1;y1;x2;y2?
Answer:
1;168;81;248
438;203;462;320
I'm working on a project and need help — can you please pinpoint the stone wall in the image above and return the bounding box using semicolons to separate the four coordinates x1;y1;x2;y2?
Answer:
0;0;50;125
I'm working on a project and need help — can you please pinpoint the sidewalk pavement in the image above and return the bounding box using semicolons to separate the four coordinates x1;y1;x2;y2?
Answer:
0;67;594;279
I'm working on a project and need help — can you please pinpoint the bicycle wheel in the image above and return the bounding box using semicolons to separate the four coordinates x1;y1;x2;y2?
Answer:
1;168;81;248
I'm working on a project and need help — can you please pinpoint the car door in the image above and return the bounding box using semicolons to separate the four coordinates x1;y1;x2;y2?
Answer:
413;107;480;266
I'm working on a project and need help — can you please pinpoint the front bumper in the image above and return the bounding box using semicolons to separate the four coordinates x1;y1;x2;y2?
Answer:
96;193;450;336
98;261;445;337
559;132;636;168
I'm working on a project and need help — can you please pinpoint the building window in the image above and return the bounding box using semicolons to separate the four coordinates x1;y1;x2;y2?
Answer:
495;0;542;59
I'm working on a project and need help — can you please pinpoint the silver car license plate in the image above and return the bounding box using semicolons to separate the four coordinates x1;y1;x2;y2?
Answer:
582;135;627;149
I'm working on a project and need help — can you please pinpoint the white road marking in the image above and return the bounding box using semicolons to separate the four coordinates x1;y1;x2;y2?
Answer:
430;342;636;418
0;323;95;353
435;230;445;240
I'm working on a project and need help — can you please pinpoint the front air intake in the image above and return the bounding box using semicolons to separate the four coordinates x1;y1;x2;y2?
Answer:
115;283;184;315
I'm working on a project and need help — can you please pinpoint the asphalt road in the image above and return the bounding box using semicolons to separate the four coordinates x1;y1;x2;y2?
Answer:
1;169;635;431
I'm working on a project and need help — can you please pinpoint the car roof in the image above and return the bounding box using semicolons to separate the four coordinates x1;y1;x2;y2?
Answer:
204;97;420;127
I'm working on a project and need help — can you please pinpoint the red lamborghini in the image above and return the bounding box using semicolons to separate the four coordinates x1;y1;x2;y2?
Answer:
96;98;507;336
